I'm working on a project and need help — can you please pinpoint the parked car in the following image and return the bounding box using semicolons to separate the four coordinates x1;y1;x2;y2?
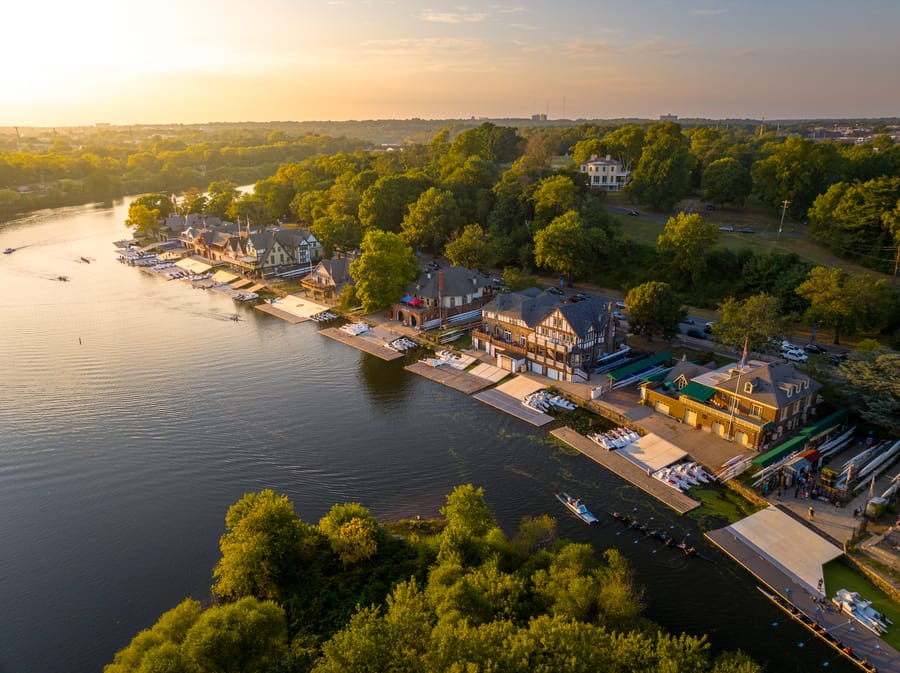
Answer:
626;210;640;216
704;204;716;211
783;350;808;363
737;227;755;234
547;286;563;295
804;343;827;354
680;316;695;324
703;321;717;333
686;328;707;340
613;310;626;320
718;225;735;232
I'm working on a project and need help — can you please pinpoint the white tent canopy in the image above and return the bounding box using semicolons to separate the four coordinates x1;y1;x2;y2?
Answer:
618;433;688;472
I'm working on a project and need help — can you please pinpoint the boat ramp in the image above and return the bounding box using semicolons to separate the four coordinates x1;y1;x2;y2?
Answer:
551;426;701;514
706;507;897;672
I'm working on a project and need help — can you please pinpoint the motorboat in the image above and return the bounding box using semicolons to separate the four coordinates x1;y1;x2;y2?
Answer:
555;493;598;524
4;247;16;254
234;292;259;302
652;468;685;492
588;432;616;450
832;588;891;635
548;395;577;410
340;322;369;335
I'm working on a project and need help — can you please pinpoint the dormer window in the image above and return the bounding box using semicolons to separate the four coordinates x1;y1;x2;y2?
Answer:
744;382;754;394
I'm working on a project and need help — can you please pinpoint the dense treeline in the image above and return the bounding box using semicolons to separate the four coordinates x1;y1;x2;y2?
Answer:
106;486;760;673
0;126;368;220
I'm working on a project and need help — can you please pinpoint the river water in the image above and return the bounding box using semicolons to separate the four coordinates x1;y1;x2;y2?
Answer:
0;200;855;673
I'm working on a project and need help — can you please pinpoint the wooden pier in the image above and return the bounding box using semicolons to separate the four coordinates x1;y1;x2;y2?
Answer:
472;388;555;426
551;427;701;514
405;361;496;394
319;326;406;361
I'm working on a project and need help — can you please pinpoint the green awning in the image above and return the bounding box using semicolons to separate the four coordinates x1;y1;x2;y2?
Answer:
800;409;849;438
679;381;716;402
753;435;809;467
607;351;671;382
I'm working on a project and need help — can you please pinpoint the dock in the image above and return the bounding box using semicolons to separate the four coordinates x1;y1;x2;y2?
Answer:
319;326;406;361
472;388;556;426
551;427;701;514
405;361;496;394
706;514;897;672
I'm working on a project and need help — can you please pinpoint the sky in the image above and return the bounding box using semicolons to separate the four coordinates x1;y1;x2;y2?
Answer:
3;0;899;127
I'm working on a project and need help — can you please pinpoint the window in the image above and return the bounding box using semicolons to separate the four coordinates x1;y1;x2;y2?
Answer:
744;382;754;394
750;404;763;417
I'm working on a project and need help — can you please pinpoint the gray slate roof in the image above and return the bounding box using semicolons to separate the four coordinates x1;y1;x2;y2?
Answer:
484;289;612;338
710;360;822;407
408;266;492;298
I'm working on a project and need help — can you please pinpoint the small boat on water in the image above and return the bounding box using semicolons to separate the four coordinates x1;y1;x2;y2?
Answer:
3;247;15;254
556;493;598;524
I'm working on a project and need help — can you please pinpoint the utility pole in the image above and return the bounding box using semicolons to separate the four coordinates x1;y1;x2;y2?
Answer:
778;200;790;238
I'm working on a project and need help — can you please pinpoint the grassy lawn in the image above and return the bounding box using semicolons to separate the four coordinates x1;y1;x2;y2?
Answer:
689;484;766;529
607;194;893;281
822;559;900;650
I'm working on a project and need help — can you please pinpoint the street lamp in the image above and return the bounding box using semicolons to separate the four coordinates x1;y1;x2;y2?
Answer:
778;200;790;238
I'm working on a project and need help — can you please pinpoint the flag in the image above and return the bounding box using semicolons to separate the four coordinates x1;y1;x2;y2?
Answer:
740;338;748;370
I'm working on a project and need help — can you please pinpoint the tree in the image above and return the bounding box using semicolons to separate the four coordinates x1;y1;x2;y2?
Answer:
440;484;496;539
124;203;161;236
181;597;289;673
601;124;646;174
311;214;363;257
179;187;207;214
130;193;175;219
349;229;419;313
400;187;461;253
212;490;311;602
838;352;900;435
750;136;846;218
318;503;382;566
205;181;240;219
105;598;202;673
712;293;787;352
533;211;606;285
444;223;492;269
629;132;696;211
358;174;431;233
808;176;900;273
702;158;752;207
656;212;719;285
795;266;895;344
625;281;684;341
531;175;577;227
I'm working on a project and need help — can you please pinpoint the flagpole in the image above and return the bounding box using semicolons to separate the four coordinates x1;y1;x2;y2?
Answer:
727;337;749;442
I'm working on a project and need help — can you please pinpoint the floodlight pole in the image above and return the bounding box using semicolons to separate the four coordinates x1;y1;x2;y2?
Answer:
778;200;790;238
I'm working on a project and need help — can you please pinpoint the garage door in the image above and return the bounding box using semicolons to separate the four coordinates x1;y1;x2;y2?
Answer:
655;401;670;416
712;421;726;437
684;409;698;426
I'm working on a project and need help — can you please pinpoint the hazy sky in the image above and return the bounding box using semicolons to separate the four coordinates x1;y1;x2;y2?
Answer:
4;0;898;126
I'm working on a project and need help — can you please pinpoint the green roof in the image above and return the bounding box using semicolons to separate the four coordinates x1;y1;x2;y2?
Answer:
679;381;716;402
607;351;671;382
800;409;849;437
753;435;809;467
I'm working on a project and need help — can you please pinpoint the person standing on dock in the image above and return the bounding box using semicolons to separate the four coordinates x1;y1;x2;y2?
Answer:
808;506;815;521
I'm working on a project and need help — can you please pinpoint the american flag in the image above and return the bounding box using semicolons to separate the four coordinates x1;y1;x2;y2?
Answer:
740;339;748;370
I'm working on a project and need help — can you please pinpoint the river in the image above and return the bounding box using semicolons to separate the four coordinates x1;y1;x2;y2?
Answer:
0;199;854;673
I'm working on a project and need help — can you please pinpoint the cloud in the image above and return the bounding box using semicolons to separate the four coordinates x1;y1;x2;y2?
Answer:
491;4;528;13
418;9;488;23
360;37;487;57
563;37;690;59
689;8;726;16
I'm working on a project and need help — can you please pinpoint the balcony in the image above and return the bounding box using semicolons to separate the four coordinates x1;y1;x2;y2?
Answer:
473;330;527;357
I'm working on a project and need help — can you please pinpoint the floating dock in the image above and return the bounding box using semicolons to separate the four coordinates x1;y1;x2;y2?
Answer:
472;388;555;426
319;326;406;361
551;426;701;514
405;361;496;394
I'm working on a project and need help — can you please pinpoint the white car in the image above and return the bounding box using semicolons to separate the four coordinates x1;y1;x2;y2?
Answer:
783;349;808;363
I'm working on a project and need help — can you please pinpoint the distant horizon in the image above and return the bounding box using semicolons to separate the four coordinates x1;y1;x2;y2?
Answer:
3;114;899;134
4;1;898;128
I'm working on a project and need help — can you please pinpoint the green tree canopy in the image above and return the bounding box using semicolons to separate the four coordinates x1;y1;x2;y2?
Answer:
181;597;289;673
795;266;896;344
838;352;900;435
440;484;496;539
702;157;752;208
359;173;432;233
212;490;311;602
808;176;900;273
656;212;719;285
124;203;161;236
205;181;240;220
349;229;420;313
318;502;382;566
531;174;577;227
712;293;787;352
444;223;492;269
533;210;607;284
400;187;462;253
629;131;696;211
625;281;684;341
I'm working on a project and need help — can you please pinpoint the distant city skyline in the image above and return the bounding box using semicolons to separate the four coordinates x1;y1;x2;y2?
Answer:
3;0;899;127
